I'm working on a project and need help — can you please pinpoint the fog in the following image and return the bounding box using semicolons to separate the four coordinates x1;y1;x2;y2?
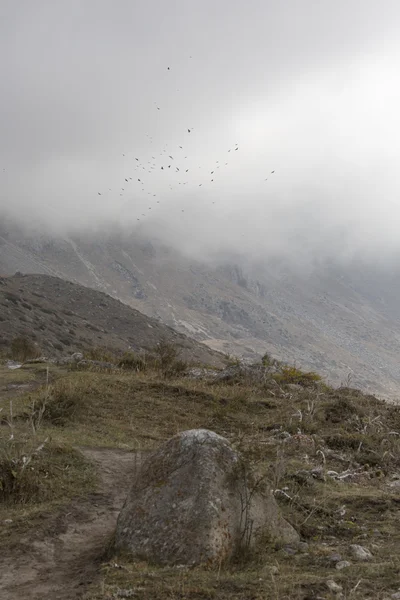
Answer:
2;0;400;265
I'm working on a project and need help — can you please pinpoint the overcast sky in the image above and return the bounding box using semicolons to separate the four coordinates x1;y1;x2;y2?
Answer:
1;0;400;263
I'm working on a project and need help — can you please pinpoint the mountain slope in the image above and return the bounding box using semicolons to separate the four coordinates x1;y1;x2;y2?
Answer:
0;273;224;366
1;217;400;398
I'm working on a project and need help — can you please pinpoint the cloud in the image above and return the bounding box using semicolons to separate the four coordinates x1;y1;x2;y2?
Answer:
1;0;400;264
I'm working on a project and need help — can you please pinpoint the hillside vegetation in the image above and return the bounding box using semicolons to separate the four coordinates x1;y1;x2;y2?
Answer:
0;349;400;599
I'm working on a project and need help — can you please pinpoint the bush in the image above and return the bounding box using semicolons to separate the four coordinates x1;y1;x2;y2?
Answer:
118;351;147;371
30;379;86;426
10;336;41;362
273;365;322;387
84;346;117;363
153;339;188;378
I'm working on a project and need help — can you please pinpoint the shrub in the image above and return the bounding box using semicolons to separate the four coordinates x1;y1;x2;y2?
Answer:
153;339;188;378
84;346;117;363
118;351;147;371
31;379;85;426
273;365;321;387
10;336;41;362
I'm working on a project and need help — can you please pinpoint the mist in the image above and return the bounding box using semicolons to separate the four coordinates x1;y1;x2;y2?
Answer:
2;0;400;266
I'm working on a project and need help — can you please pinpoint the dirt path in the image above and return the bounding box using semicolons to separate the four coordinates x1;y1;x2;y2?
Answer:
0;447;143;600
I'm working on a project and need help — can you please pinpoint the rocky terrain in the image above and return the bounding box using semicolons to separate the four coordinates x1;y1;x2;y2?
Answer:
2;216;400;398
0;273;224;367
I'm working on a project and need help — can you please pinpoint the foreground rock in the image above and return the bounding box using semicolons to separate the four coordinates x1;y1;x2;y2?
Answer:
115;429;298;566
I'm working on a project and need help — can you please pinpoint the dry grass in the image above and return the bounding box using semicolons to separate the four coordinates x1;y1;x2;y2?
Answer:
1;359;400;598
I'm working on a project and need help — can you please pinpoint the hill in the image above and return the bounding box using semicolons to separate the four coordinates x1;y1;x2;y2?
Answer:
0;273;224;367
2;217;400;398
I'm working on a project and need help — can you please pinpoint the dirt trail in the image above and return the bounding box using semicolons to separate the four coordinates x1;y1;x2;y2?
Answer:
0;447;143;600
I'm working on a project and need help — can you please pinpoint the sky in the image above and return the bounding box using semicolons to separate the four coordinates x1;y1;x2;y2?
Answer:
2;0;400;264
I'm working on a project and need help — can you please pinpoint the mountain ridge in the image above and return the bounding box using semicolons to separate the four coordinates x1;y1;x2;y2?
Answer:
1;216;400;398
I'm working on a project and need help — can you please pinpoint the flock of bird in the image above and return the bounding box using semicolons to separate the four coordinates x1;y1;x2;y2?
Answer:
96;64;275;222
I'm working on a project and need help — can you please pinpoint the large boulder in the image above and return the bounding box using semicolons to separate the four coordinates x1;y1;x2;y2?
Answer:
115;429;298;565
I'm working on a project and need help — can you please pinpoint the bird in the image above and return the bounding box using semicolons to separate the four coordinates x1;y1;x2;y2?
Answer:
176;167;180;171
187;128;191;133
211;179;214;182
179;146;183;149
138;178;141;182
169;155;173;159
211;171;214;174
135;158;139;161
271;170;275;173
98;192;102;195
168;165;171;169
228;149;231;153
199;184;202;186
125;178;128;182
185;169;189;172
167;66;170;70
235;147;238;151
264;178;268;181
161;166;164;170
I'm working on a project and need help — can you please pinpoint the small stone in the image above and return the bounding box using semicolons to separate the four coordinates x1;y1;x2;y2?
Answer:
261;564;279;576
297;541;309;553
326;579;343;593
329;553;342;563
350;544;373;561
336;560;351;570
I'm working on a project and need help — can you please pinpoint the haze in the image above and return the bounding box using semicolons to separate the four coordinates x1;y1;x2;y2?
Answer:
1;0;400;264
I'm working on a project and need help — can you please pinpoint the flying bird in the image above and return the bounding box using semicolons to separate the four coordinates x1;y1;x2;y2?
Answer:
271;170;275;173
98;192;102;195
135;158;139;161
187;128;191;133
185;169;189;172
125;178;128;182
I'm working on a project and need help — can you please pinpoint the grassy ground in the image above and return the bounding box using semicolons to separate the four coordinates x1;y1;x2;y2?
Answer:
1;359;400;599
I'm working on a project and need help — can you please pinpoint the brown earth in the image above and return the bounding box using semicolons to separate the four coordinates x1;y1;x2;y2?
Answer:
0;447;142;600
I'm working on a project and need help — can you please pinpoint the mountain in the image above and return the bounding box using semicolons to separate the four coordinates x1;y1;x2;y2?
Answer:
1;216;400;398
0;273;224;366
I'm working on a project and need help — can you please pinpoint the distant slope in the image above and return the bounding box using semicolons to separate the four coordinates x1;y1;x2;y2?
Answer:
0;273;225;366
2;217;400;398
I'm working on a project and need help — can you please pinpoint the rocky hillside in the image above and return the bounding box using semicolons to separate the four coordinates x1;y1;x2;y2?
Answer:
0;273;224;366
2;216;400;398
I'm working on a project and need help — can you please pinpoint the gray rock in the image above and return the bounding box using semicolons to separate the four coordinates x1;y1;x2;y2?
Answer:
329;553;342;563
115;429;298;566
336;560;351;570
350;544;373;561
56;352;84;366
77;359;116;370
185;367;220;380
326;579;343;593
213;363;273;384
22;356;48;364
